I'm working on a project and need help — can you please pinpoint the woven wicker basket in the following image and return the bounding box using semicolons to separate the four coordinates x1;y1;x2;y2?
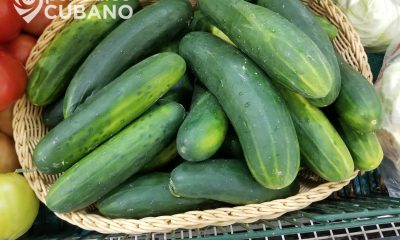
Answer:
13;0;371;235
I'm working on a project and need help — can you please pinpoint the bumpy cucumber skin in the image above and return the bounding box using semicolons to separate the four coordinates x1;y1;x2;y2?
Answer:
140;141;178;173
278;87;354;182
336;119;383;171
198;0;333;99
170;159;300;205
334;54;383;132
63;0;193;117
96;173;217;218
43;97;64;129
33;53;186;174
46;102;186;213
255;0;340;107
177;85;228;162
179;32;300;189
27;0;140;106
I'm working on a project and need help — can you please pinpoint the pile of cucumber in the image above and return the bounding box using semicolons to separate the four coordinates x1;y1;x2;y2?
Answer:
27;0;384;218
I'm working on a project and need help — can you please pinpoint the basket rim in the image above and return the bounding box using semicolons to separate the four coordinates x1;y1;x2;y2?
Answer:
14;0;370;235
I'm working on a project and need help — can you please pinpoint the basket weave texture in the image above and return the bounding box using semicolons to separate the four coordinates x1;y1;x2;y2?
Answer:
14;0;370;234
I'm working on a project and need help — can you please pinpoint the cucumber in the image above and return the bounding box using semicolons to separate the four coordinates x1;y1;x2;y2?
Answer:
179;32;299;189
46;102;186;213
161;74;193;107
190;11;235;46
198;0;333;99
159;40;194;107
139;141;178;173
43;97;64;129
336;119;383;171
63;0;193;117
170;159;300;205
315;16;338;41
33;53;186;174
160;40;181;53
97;173;218;218
220;128;244;159
27;0;140;106
177;85;228;162
255;0;340;107
334;54;383;132
278;87;354;182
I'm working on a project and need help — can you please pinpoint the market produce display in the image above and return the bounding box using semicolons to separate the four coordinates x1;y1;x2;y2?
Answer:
27;0;141;106
180;32;300;190
0;1;40;238
199;0;335;99
33;52;186;174
63;0;193;117
256;0;341;107
7;0;384;223
46;101;186;212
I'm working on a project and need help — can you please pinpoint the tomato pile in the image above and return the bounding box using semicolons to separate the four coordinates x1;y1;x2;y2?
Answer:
0;0;66;238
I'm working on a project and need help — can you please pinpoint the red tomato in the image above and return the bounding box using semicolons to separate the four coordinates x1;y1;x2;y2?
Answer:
0;33;37;64
23;0;69;36
0;0;25;43
0;52;28;111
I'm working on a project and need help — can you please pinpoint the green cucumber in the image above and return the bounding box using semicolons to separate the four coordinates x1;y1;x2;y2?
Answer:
97;173;218;218
278;87;354;182
220;128;244;159
27;0;140;106
179;32;299;189
177;85;228;162
63;0;193;118
170;159;300;205
315;16;338;41
43;97;64;129
46;102;185;213
334;54;383;132
159;40;194;107
140;141;178;173
336;119;383;171
198;0;333;99
33;53;185;174
190;11;235;46
160;40;181;53
161;74;193;107
256;0;340;107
